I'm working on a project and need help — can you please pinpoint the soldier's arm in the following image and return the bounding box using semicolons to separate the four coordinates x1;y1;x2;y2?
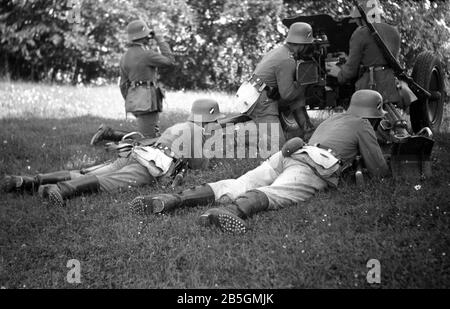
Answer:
144;35;175;67
337;28;364;83
275;59;304;102
357;119;390;177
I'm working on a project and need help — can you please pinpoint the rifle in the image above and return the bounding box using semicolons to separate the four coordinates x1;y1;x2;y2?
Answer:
170;159;188;189
353;1;432;100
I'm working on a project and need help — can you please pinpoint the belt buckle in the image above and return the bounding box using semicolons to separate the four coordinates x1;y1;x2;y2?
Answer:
250;77;266;92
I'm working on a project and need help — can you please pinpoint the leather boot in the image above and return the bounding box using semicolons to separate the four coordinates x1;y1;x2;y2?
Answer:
36;171;71;185
197;190;269;234
129;184;215;216
1;170;72;194
90;124;129;145
40;175;100;207
1;175;38;193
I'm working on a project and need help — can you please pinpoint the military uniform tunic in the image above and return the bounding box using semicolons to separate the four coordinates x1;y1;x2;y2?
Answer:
338;23;401;103
250;44;305;118
119;36;175;137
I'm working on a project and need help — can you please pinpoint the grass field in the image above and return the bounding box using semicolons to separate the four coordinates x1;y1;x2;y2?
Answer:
0;81;449;289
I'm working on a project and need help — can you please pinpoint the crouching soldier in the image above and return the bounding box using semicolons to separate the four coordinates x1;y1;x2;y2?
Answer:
234;22;316;154
130;90;390;234
1;99;224;208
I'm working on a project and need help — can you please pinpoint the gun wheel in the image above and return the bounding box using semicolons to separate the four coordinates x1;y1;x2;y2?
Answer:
279;109;299;132
410;51;445;133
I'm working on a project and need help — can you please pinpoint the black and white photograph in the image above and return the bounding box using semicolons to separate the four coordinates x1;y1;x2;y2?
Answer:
0;0;449;292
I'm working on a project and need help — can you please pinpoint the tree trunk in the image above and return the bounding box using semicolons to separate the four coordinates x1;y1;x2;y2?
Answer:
4;53;11;81
72;59;80;85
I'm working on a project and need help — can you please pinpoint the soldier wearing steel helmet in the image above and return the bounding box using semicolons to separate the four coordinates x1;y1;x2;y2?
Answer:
1;99;225;208
327;0;404;106
236;22;317;154
130;90;390;234
90;20;175;145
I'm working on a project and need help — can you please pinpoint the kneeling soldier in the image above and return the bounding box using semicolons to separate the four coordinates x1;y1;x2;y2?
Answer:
130;90;390;234
1;99;224;208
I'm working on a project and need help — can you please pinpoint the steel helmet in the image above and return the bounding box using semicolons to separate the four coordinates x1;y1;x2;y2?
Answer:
349;0;384;20
188;99;226;123
347;90;385;118
127;20;151;42
286;22;314;44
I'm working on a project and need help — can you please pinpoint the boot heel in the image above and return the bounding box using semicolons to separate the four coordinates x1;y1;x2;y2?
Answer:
197;213;215;227
151;198;166;214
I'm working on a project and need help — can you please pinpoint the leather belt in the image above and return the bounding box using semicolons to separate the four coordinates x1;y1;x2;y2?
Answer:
129;80;155;88
361;65;390;73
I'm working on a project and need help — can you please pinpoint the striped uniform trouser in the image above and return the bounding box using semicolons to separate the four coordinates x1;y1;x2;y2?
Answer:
70;157;155;193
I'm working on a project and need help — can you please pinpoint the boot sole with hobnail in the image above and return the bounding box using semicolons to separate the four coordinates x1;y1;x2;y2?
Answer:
48;189;65;207
198;212;247;234
129;196;156;216
129;196;171;215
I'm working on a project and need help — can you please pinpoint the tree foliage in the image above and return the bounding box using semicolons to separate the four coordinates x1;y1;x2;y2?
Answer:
0;0;448;91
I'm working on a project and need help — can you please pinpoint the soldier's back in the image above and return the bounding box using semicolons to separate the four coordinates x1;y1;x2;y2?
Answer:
121;45;156;82
355;22;401;66
254;45;293;87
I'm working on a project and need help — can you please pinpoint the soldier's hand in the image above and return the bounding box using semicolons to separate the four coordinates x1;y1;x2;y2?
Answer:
326;62;341;78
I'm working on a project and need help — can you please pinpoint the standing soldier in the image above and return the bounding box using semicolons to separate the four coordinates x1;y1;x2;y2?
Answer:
333;0;400;102
327;0;416;138
236;22;316;152
90;19;175;145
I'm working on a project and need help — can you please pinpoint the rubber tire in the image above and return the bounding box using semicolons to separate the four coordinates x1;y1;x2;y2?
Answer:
410;51;445;133
279;108;299;132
